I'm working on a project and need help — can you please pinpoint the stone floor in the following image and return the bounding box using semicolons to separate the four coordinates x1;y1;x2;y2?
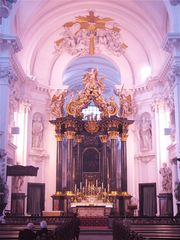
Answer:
80;235;112;240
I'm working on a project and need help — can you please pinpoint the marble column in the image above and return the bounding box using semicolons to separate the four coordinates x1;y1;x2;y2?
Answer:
75;135;83;188
65;130;75;191
120;127;128;192
55;134;63;192
163;33;180;214
99;135;108;188
163;34;180;159
108;131;119;191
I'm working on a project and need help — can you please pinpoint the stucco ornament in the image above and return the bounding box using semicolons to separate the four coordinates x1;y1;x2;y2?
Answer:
55;11;127;56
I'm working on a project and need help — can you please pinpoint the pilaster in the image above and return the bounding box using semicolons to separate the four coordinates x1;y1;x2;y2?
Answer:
0;35;21;182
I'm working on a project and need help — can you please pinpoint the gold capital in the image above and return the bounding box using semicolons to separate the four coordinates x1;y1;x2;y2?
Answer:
99;135;108;143
55;134;63;141
65;131;76;139
108;131;119;140
120;133;128;141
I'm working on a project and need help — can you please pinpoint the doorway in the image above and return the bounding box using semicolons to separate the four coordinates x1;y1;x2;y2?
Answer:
27;183;45;216
139;183;157;216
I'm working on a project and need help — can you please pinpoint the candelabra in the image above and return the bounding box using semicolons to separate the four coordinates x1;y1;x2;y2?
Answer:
73;180;111;204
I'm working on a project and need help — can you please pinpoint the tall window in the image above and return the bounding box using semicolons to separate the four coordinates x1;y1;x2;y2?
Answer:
82;103;101;120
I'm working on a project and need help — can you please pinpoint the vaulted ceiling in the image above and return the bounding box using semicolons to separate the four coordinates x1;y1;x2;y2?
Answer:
11;0;171;92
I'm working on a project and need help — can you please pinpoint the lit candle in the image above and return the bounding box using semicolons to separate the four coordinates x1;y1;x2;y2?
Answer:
102;182;104;190
107;184;110;192
96;179;98;187
74;184;77;192
80;182;82;190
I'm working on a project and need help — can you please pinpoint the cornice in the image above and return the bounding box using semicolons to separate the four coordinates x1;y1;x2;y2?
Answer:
35;84;49;94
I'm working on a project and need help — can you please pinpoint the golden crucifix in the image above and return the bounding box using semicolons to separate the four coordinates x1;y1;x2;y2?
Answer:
56;11;121;55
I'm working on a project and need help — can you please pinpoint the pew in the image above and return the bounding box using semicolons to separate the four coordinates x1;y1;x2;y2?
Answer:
112;220;180;240
0;216;76;240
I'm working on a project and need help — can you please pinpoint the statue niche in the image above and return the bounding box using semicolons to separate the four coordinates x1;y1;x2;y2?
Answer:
83;148;100;173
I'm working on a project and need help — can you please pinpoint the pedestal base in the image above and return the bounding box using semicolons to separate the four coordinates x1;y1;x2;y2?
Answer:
158;193;173;216
51;195;66;211
117;195;132;217
11;193;26;216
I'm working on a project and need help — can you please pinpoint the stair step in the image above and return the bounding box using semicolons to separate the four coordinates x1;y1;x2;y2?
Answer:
80;229;112;235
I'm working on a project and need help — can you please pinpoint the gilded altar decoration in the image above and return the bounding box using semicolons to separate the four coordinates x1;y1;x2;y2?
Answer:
55;11;127;56
84;121;100;134
50;90;67;118
115;86;133;117
66;68;118;118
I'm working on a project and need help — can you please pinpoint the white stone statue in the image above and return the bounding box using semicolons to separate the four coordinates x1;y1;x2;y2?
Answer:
32;112;44;148
159;163;172;193
13;176;24;193
139;113;152;151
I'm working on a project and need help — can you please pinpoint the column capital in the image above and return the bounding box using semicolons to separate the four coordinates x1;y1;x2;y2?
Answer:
99;135;108;143
162;33;180;53
65;130;75;140
151;98;167;112
170;0;180;5
167;65;180;87
55;134;64;142
0;34;22;53
0;65;16;85
120;132;128;141
108;131;119;140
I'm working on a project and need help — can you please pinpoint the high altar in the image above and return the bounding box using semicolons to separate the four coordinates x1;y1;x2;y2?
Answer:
50;68;133;216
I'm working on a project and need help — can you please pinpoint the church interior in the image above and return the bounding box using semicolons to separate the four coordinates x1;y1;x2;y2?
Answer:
0;0;180;239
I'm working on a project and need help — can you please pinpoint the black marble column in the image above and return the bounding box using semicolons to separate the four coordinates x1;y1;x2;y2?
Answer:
108;131;119;191
55;134;63;192
66;131;75;190
99;135;108;188
76;135;83;188
120;133;128;192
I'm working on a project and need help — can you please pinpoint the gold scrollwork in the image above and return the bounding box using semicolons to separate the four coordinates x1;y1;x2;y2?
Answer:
107;98;118;117
66;68;119;118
